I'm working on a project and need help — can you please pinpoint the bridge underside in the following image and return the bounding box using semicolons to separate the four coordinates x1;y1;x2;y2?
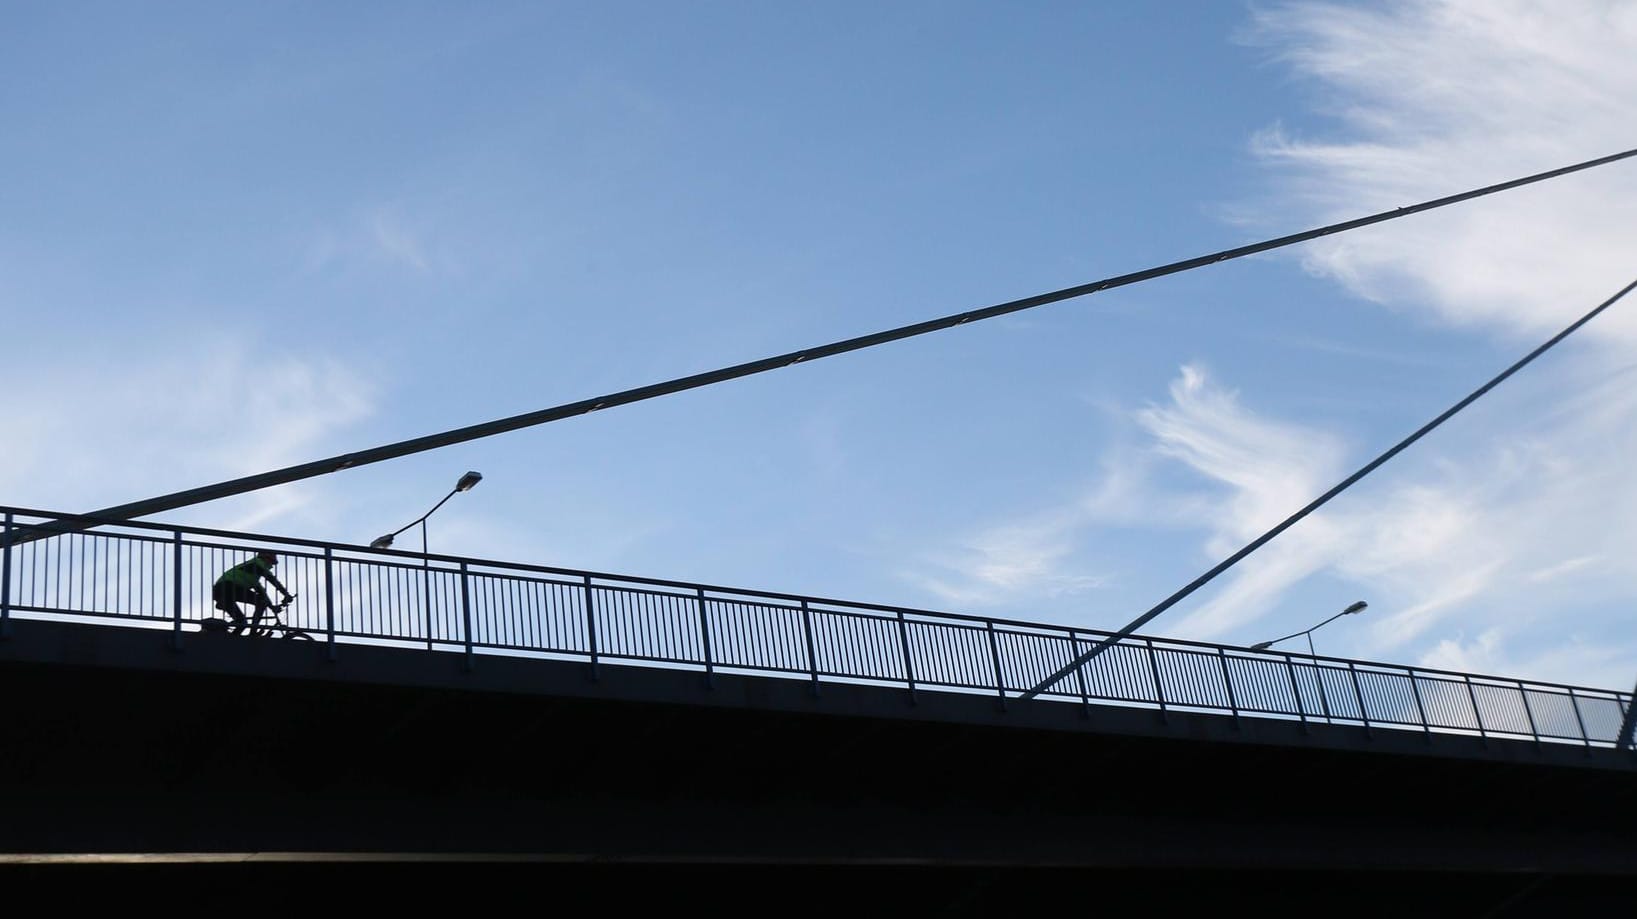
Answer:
2;618;1633;907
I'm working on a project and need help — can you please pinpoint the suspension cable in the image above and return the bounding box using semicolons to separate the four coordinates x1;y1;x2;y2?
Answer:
43;147;1637;529
1020;274;1637;700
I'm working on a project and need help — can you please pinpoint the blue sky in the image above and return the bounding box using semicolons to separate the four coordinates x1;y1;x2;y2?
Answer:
4;1;1637;690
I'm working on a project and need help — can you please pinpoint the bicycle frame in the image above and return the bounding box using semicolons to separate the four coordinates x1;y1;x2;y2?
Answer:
243;603;308;640
211;595;311;640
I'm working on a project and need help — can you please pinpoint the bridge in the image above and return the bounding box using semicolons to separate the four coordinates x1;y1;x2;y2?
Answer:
2;504;1634;907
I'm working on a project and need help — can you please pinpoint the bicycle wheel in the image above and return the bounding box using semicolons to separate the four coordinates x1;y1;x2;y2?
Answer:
284;628;314;641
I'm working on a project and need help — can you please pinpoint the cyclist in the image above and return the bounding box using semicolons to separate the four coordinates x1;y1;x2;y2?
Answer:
213;550;293;636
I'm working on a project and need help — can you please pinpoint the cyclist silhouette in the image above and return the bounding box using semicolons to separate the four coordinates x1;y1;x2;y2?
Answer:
213;550;293;636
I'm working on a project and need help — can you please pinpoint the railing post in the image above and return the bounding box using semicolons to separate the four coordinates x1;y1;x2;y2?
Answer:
1068;629;1091;720
1145;638;1167;724
985;620;1006;711
800;599;819;698
583;574;599;682
169;528;183;650
1567;687;1591;750
460;562;474;672
1347;662;1370;738
324;547;337;662
1618;682;1637;753
896;609;916;705
1217;647;1240;729
696;587;714;689
1463;675;1487;746
1517;681;1540;750
1407;668;1431;743
1315;659;1333;724
2;512;16;639
1284;652;1309;734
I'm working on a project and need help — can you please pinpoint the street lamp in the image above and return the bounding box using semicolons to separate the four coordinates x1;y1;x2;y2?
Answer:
370;471;483;649
1248;600;1368;723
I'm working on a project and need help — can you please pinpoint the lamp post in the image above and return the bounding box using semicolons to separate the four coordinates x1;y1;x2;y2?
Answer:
371;471;483;650
1249;600;1367;723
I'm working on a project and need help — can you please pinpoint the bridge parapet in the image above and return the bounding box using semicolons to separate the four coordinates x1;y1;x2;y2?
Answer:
1;503;1629;750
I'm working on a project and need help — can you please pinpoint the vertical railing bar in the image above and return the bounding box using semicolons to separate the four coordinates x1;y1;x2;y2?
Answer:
861;612;875;679
1407;668;1431;741
1568;687;1591;750
1463;675;1488;746
499;575;510;648
489;570;498;648
1518;681;1540;750
628;589;639;659
1068;629;1092;718
655;591;667;661
1283;651;1309;733
697;587;714;688
982;622;1008;701
583;574;599;681
1618;690;1636;753
1218;648;1240;729
324;547;337;661
896;610;915;701
169;529;183;649
1347;662;1370;738
697;596;710;665
501;576;513;648
463;568;476;648
801;600;819;697
506;572;517;647
1;512;13;638
519;578;531;649
1145;638;1168;723
853;612;869;678
460;561;474;671
32;523;41;609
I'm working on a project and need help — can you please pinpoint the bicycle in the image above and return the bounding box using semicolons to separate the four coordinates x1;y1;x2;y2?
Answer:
201;594;312;641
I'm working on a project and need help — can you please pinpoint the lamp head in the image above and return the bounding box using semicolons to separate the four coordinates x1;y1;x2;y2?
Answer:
1344;600;1368;615
455;471;483;492
370;534;395;550
1248;641;1273;652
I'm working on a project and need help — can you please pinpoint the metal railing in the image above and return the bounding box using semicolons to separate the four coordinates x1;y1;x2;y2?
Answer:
0;504;1630;749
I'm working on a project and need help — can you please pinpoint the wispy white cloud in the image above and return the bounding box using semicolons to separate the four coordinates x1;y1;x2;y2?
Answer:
303;206;443;275
901;347;1637;686
1138;364;1345;545
1131;358;1637;689
1243;0;1637;341
1232;0;1637;686
369;211;432;272
0;340;375;532
906;505;1109;608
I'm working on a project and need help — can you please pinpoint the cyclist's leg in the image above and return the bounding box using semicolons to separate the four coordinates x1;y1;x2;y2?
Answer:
213;583;250;634
250;586;283;636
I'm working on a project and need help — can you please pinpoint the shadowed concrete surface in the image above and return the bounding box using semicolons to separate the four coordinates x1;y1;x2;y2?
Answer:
1;617;1633;910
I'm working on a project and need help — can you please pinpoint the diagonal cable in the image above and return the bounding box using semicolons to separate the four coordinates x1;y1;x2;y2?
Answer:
1020;274;1637;701
29;147;1637;532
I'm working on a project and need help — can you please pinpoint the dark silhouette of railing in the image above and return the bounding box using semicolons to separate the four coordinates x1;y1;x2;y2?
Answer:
1;504;1628;747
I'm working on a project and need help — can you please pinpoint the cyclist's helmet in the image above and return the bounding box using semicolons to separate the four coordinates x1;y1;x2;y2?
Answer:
257;550;279;565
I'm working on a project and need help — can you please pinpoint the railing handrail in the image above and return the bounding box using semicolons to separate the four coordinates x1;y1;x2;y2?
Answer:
0;502;1629;704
